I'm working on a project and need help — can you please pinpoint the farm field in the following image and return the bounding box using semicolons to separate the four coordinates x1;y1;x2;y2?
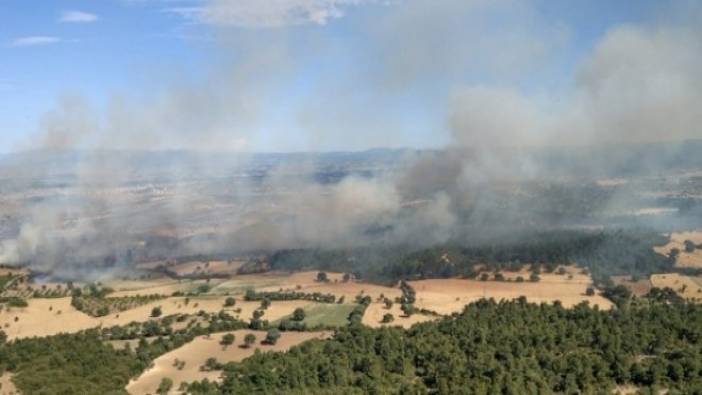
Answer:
0;373;17;395
650;273;702;302
126;330;331;395
409;272;612;315
280;303;357;328
362;300;436;328
106;278;223;297
162;260;245;277
654;231;702;269
0;295;314;340
611;276;653;297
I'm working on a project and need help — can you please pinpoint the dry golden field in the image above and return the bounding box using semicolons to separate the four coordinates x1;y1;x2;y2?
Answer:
654;231;702;269
0;373;18;395
126;330;331;395
409;271;612;315
0;296;313;340
362;300;436;328
650;273;702;302
611;276;653;297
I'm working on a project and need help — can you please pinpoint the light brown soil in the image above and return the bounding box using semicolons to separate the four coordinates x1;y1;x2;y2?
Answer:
168;260;244;277
0;296;313;340
362;301;435;328
409;273;612;315
650;273;702;302
126;330;331;395
0;373;18;395
654;231;702;269
107;279;225;297
213;271;402;302
611;276;653;297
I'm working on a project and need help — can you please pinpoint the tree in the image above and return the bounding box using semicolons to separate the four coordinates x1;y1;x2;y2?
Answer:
261;298;271;310
343;273;352;282
264;328;281;345
384;298;393;309
381;313;394;323
244;333;256;348
529;274;541;282
316;272;329;283
586;287;596;296
292;307;306;322
221;333;235;347
684;240;696;253
151;306;162;318
224;297;236;307
401;303;415;317
157;377;173;395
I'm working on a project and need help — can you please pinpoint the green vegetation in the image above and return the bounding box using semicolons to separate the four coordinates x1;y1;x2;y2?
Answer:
187;297;702;394
0;296;28;308
224;296;236;307
243;333;256;348
220;333;235;347
0;330;143;394
280;304;357;329
0;275;17;292
71;293;164;317
292;307;306;321
263;328;281;345
269;229;674;287
244;289;337;303
157;377;173;395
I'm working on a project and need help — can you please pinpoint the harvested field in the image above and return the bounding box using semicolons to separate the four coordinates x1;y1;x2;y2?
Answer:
107;279;224;297
126;330;331;395
166;260;245;277
611;276;652;297
0;373;18;395
654;231;702;269
650;273;702;302
210;271;401;302
0;296;313;340
409;273;612;315
363;301;436;329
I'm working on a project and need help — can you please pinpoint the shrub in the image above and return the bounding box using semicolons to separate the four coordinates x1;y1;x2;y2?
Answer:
151;306;163;318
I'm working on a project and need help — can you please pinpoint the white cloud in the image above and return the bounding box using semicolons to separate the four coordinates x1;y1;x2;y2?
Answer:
10;36;63;47
60;10;99;23
171;0;373;28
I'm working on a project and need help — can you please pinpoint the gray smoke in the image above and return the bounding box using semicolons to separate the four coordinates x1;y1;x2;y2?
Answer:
1;0;701;277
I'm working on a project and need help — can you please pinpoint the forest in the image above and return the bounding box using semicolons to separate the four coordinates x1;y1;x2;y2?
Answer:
187;296;702;394
269;229;675;285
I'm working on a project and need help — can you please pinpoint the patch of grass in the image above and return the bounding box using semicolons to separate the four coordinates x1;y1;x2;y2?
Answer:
297;304;357;328
0;274;18;292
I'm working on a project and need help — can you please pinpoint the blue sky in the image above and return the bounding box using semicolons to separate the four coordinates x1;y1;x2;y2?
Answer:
0;0;694;153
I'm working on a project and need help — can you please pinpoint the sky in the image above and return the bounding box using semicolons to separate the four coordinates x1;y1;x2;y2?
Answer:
0;0;698;153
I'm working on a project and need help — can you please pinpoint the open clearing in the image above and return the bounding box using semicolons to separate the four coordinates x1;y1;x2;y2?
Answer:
211;271;402;301
126;330;331;395
654;231;702;269
409;272;612;315
0;373;18;395
163;260;244;277
363;300;436;328
0;296;313;340
278;303;357;328
106;278;225;297
650;273;702;302
611;276;652;297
